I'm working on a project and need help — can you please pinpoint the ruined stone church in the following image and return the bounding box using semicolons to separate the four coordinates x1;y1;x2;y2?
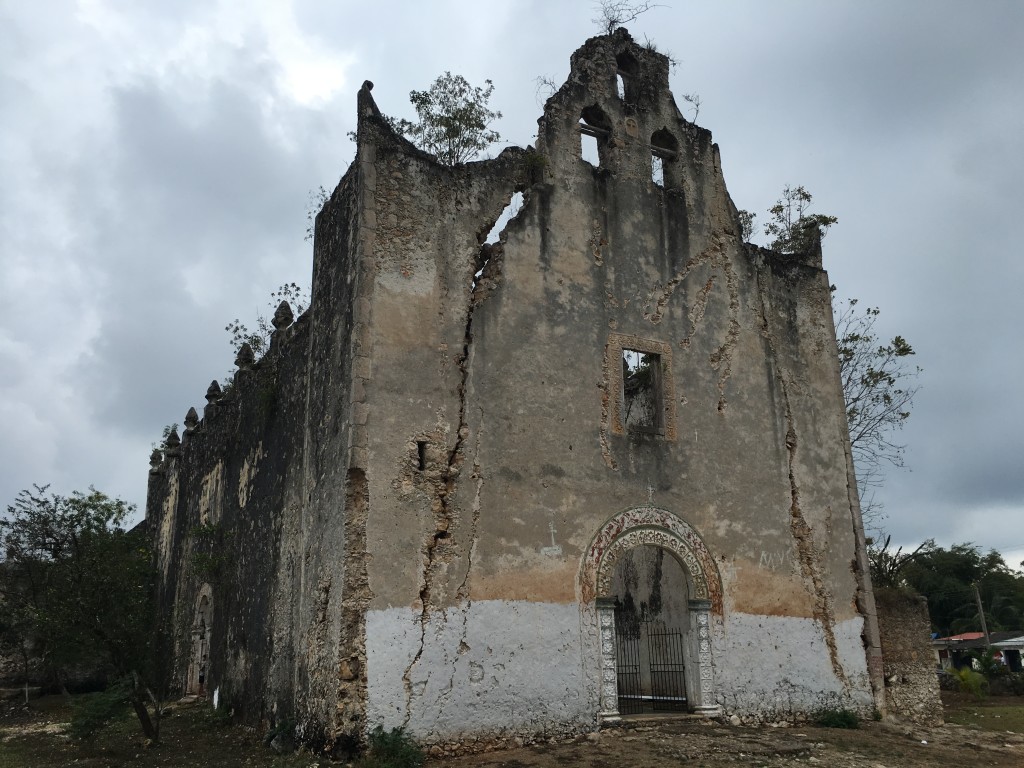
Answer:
148;29;884;753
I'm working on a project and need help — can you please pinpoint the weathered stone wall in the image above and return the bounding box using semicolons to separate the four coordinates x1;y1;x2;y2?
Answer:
355;29;879;740
148;313;311;726
875;587;943;725
149;168;365;752
149;28;881;752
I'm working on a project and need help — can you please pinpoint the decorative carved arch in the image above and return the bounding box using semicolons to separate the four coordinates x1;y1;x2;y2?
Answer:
580;505;722;719
580;505;722;614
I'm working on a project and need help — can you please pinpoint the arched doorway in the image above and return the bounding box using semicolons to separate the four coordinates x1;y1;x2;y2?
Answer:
186;585;213;695
611;545;690;713
582;506;721;720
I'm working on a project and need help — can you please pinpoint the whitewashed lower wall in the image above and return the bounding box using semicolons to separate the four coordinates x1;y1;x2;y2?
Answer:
365;603;874;741
712;612;874;721
365;600;600;743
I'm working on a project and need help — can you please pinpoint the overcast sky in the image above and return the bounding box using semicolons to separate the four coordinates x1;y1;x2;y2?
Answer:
2;1;1022;568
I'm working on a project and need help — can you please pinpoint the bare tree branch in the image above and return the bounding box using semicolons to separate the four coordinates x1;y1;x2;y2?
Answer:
593;1;663;34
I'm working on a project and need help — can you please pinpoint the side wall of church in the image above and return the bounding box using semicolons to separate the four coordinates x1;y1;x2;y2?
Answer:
148;168;366;750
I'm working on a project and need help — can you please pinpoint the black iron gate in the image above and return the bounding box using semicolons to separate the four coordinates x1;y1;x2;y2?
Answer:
614;607;687;714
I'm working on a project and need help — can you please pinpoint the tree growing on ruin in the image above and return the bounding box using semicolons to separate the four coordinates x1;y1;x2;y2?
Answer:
763;185;839;254
740;188;919;527
389;72;502;166
737;209;756;242
593;1;662;34
225;282;309;359
0;485;166;741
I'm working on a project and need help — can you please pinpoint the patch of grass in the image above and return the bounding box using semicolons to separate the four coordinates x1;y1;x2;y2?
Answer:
0;695;316;767
355;725;424;768
946;704;1024;733
68;682;132;739
813;708;860;729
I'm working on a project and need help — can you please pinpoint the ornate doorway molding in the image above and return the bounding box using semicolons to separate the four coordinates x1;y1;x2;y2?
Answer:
581;506;722;719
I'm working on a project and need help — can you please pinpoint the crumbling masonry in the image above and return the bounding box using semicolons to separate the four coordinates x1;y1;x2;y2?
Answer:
147;30;885;753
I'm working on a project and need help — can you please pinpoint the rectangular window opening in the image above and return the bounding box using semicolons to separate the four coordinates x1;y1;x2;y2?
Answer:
622;349;663;433
579;120;608;168
416;440;428;471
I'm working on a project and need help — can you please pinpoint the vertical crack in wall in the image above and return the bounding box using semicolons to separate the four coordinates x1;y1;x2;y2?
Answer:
598;340;618;470
402;204;512;725
708;255;741;412
641;237;740;411
680;275;715;349
442;452;483;710
755;268;848;686
641;243;712;325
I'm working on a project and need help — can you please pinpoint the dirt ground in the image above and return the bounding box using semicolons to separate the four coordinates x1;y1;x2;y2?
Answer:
436;710;1024;768
1;692;1022;767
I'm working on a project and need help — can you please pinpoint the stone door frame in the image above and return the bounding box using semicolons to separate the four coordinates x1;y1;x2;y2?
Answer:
186;584;214;695
582;506;721;720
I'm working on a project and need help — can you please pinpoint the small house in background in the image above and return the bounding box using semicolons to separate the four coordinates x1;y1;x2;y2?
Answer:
934;631;1024;672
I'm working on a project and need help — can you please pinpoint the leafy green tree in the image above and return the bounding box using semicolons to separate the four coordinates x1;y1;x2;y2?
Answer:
0;485;165;741
900;543;1024;635
225;282;309;359
764;185;838;254
389;72;502;166
737;209;756;242
835;298;920;526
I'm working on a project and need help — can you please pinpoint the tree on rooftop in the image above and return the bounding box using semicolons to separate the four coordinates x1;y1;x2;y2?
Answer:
764;184;838;254
225;282;309;359
593;1;661;34
389;72;502;166
741;187;919;529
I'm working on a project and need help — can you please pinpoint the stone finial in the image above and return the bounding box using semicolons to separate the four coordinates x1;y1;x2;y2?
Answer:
164;427;181;457
235;342;255;370
206;380;222;404
184;406;199;433
149;448;163;473
272;301;294;331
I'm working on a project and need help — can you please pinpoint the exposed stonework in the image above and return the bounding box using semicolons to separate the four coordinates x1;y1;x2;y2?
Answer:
147;29;882;755
875;588;943;726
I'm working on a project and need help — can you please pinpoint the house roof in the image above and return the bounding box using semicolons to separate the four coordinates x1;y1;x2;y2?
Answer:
933;630;1024;650
938;632;985;641
991;635;1024;649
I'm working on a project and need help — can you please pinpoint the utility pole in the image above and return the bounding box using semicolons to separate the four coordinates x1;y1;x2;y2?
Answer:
973;582;991;645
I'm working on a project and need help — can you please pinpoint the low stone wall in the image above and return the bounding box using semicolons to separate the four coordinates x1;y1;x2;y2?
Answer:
875;587;942;725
